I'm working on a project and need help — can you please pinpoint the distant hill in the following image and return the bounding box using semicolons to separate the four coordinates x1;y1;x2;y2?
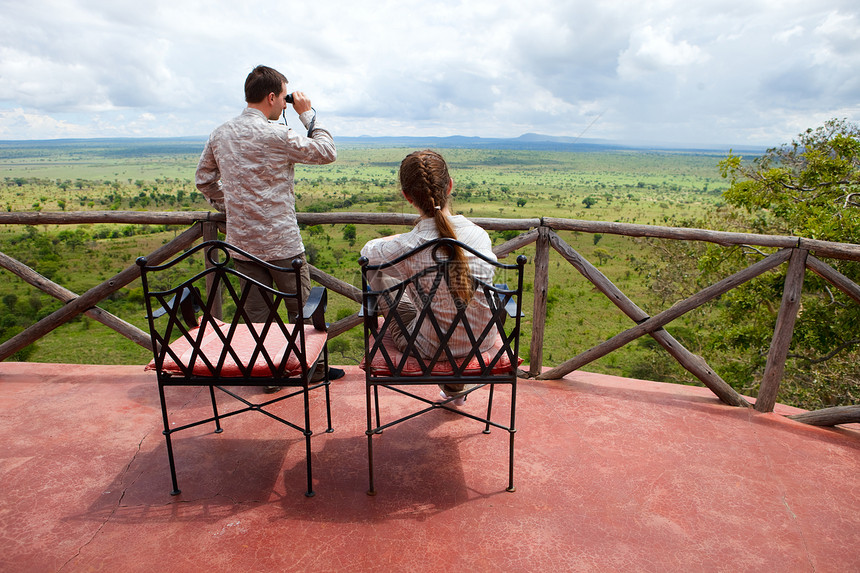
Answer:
334;133;763;154
336;133;620;152
0;134;765;155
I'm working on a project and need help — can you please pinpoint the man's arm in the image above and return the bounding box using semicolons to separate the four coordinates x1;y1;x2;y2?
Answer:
283;91;337;165
195;141;225;212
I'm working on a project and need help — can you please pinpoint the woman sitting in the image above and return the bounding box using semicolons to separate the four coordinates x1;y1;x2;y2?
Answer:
360;149;498;405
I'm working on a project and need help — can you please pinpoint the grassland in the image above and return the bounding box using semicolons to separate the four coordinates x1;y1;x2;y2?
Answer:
0;139;732;383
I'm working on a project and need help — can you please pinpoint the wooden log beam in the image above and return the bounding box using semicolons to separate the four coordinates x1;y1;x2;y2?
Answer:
302;213;541;231
756;248;808;413
308;265;363;303
539;248;793;380
302;212;542;231
799;238;860;262
470;217;542;231
544;218;860;260
543;216;799;249
327;313;364;339
529;226;551;377
788;405;860;427
299;212;418;227
547;231;750;407
0;250;151;349
0;225;202;362
2;211;858;260
806;255;860;305
493;228;539;259
0;210;542;233
0;211;223;225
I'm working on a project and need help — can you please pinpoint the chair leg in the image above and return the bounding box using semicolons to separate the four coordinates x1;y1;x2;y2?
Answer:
373;385;381;431
365;385;377;496
323;380;334;433
507;382;517;492
163;431;181;496
158;382;181;496
366;432;377;496
484;384;495;434
208;385;223;434
323;347;334;433
506;430;516;493
302;386;315;497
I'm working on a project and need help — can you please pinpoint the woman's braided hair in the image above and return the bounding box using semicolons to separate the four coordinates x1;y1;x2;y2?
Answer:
399;150;474;305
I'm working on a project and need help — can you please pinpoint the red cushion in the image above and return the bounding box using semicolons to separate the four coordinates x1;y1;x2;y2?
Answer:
360;329;521;377
145;319;327;378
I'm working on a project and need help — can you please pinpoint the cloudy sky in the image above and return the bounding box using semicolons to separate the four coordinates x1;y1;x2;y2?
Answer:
1;0;858;146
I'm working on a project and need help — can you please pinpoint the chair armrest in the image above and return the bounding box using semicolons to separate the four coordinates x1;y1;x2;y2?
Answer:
358;287;378;318
494;284;523;317
302;286;328;331
147;286;200;327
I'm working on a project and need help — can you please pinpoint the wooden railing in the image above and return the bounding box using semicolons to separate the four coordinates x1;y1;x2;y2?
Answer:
2;210;859;426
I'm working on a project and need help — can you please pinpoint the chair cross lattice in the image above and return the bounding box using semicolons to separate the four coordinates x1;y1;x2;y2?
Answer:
138;240;333;497
359;237;526;495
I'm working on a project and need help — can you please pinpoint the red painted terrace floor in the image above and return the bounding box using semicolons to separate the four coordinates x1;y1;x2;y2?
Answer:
1;362;858;572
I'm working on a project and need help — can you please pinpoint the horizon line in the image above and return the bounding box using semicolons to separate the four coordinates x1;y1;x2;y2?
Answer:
0;133;769;152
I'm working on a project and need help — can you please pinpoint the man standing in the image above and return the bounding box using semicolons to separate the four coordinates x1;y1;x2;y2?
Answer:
196;65;343;385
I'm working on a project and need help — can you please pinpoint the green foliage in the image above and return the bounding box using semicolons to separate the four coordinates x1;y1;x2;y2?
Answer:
494;229;520;244
593;248;612;265
0;326;36;361
720;118;860;243
10;141;833;407
342;224;357;246
655;119;860;409
307;225;325;237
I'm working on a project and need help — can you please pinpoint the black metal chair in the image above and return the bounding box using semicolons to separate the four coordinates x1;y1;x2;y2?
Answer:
137;240;333;497
359;238;526;495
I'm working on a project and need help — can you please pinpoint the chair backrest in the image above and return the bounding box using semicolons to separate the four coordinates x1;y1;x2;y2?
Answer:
360;238;526;381
137;240;318;380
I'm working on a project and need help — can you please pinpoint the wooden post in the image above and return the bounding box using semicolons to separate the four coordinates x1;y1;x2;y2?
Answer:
756;248;808;413
201;221;222;320
0;225;202;362
529;225;551;377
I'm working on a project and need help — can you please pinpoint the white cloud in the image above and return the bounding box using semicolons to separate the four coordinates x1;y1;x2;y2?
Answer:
812;10;860;62
0;108;89;139
618;24;707;79
775;25;805;44
0;0;857;146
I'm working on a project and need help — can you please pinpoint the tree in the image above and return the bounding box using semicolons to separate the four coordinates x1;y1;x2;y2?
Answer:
593;248;612;266
650;119;860;409
307;225;325;238
342;224;357;246
582;196;598;209
719;118;860;244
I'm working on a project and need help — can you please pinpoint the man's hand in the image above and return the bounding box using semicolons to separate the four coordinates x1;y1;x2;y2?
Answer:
291;91;312;115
